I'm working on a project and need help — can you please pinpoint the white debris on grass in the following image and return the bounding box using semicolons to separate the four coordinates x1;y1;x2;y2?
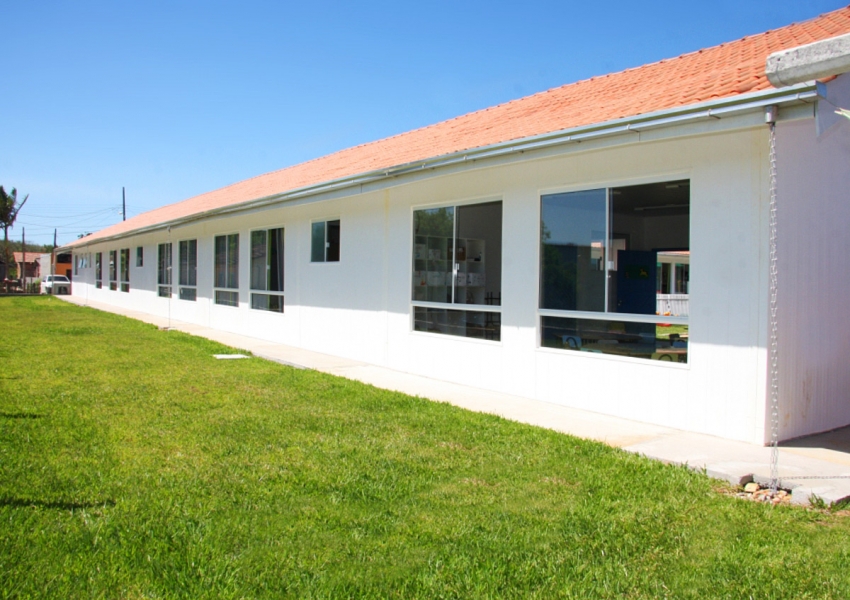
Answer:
213;354;250;360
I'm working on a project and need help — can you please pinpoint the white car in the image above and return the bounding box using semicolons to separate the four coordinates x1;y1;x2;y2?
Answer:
42;275;71;295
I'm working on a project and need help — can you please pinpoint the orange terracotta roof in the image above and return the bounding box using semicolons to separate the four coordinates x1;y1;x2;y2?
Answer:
69;6;850;247
13;252;44;264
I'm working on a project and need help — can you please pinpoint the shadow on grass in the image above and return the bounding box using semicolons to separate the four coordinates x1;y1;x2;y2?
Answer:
0;497;115;510
0;412;44;419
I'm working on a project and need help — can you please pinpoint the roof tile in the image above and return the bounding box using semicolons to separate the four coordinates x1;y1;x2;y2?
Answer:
72;6;850;246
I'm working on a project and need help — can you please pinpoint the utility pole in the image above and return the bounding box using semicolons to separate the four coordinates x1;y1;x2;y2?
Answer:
52;229;57;276
122;187;126;221
21;227;26;292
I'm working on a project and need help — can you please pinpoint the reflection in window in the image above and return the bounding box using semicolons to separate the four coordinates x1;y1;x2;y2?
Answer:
414;307;501;341
540;190;606;311
179;239;197;301
109;250;117;291
540;180;689;362
251;227;284;313
120;248;130;292
311;220;340;262
541;317;687;362
412;201;502;340
158;243;172;297
214;234;239;306
95;252;102;289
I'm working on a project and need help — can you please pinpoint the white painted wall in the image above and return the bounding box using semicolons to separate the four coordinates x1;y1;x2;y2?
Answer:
775;75;850;440
71;124;780;444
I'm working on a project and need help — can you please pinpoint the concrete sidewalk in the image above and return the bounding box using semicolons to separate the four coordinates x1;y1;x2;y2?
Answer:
62;296;850;506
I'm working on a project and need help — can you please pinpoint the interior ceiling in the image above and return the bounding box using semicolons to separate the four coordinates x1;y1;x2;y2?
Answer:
612;179;690;215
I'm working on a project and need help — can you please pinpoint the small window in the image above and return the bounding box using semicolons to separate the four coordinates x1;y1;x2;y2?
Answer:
178;239;197;301
120;248;130;292
95;252;102;288
109;250;117;290
214;233;239;306
250;227;284;313
136;246;144;267
158;243;172;297
311;219;340;262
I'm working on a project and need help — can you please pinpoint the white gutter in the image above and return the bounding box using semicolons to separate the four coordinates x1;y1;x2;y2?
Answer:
62;81;819;251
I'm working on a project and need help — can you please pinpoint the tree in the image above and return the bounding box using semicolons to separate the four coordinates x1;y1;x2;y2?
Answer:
0;186;29;278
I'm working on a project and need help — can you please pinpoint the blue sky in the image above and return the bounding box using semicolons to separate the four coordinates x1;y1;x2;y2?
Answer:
2;0;845;245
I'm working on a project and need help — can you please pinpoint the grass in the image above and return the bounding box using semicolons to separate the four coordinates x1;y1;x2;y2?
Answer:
1;296;849;599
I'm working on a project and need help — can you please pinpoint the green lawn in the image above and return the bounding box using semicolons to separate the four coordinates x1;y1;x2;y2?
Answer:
1;296;848;599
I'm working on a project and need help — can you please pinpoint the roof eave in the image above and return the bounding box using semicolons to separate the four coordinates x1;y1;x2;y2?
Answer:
61;81;818;251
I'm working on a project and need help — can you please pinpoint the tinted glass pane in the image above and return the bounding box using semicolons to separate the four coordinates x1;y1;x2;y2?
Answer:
269;228;284;292
251;230;267;290
227;234;239;289
413;307;500;341
412;207;454;304
215;290;238;307
326;220;340;262
251;293;284;313
311;222;325;262
455;201;501;306
540;190;606;311
609;180;689;314
179;241;189;286
158;243;172;285
188;240;197;286
120;249;130;284
179;287;197;301
158;286;171;297
109;251;117;282
214;236;227;288
541;316;688;363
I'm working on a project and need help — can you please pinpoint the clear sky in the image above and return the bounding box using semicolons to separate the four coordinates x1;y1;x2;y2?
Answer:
2;0;845;245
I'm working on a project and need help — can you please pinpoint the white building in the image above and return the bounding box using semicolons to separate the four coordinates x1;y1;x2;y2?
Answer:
63;8;850;445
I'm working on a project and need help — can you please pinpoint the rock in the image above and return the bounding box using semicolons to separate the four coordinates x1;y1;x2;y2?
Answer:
744;482;760;493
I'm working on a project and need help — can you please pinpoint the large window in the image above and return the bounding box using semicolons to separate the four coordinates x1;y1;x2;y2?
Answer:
158;243;172;297
412;201;502;340
178;239;197;301
540;180;689;363
120;248;130;292
95;252;102;289
311;219;340;262
214;234;239;307
108;250;117;291
251;228;284;312
136;246;144;267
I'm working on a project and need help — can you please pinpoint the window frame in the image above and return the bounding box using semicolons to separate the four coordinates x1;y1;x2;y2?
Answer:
537;177;690;365
213;233;240;307
95;252;102;288
250;227;285;313
157;242;173;298
178;239;198;302
108;250;117;291
120;248;130;292
310;219;340;263
410;197;503;342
